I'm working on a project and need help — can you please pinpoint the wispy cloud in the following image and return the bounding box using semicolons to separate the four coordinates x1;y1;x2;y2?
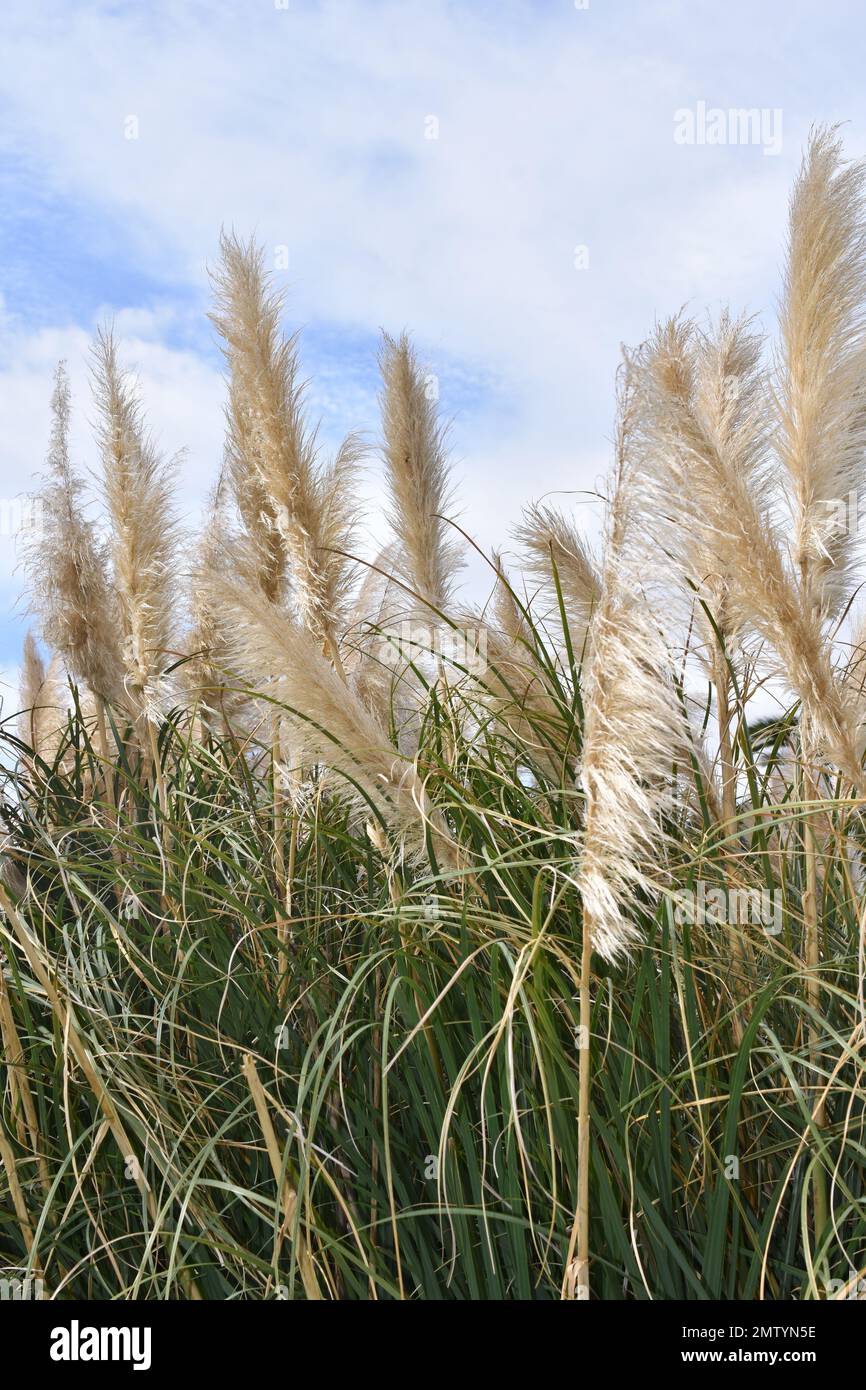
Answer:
1;0;864;670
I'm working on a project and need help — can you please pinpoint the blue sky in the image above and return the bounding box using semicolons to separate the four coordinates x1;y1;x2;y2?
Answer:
2;0;866;700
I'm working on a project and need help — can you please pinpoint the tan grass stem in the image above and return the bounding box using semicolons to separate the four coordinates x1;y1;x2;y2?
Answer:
241;1053;321;1299
0;944;50;1199
0;882;202;1299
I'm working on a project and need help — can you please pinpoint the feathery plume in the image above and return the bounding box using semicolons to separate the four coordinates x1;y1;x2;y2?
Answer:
92;329;178;725
576;367;685;962
515;503;599;651
25;362;124;707
19;631;45;711
344;545;407;721
637;313;864;788
225;376;288;605
316;431;366;632
184;481;240;720
690;311;773;652
458;556;573;780
777;124;866;617
844;604;866;706
18;634;67;768
342;547;434;757
210;232;357;653
216;577;456;866
491;550;530;647
346;545;405;650
18;631;46;755
475;620;571;780
378;332;461;614
565;367;686;1303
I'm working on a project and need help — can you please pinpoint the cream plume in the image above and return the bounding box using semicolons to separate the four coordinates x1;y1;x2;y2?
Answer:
637;314;864;788
25;362;124;707
777;124;866;617
225;376;288;606
18;634;68;768
184;480;241;722
515;503;599;654
378;332;461;614
455;555;574;780
210;233;358;653
215;576;456;867
92;329;178;725
576;368;686;962
343;545;407;724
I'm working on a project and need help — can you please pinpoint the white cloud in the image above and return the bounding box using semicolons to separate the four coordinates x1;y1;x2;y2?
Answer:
1;0;865;653
0;305;224;516
0;2;831;398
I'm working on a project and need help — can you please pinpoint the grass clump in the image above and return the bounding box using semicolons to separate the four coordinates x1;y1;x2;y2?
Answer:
2;125;866;1301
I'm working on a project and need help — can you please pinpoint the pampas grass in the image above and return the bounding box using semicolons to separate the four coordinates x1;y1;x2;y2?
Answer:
563;367;691;1299
92;328;178;728
210;232;358;664
184;481;239;725
516;502;599;649
17;634;66;770
18;631;47;759
637;312;864;791
378;332;461;614
5;127;866;1304
25;362;124;710
778;125;866;617
217;576;458;869
573;368;683;965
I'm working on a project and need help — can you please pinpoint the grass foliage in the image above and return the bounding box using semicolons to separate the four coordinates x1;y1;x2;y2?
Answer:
2;618;865;1300
2;126;866;1301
